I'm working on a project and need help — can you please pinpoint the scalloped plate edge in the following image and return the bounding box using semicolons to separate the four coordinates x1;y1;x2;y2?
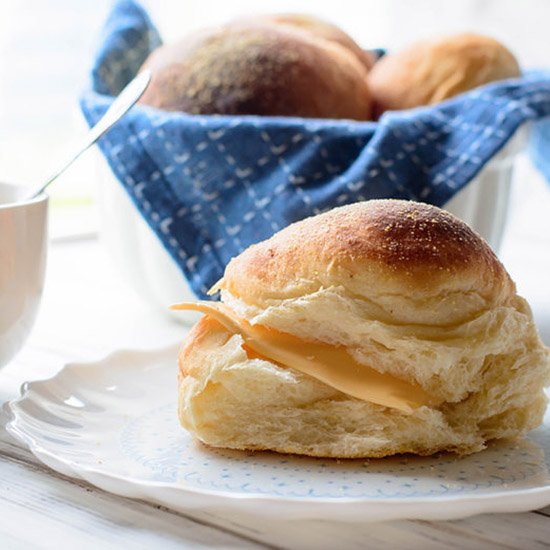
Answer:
4;348;550;522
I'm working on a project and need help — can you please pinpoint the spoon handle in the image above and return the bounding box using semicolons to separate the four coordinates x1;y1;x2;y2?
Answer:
29;69;152;200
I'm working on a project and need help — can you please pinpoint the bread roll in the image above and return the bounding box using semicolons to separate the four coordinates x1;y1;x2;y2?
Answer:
234;13;375;71
176;200;549;458
369;33;521;118
139;22;372;119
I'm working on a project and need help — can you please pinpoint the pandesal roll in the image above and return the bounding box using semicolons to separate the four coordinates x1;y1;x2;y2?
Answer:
233;13;375;70
139;22;372;119
174;200;549;458
369;33;521;118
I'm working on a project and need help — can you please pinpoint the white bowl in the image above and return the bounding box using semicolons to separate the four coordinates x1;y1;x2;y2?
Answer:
96;128;526;324
444;127;526;251
0;183;48;367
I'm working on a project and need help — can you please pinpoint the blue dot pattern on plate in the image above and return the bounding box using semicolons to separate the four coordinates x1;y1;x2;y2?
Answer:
119;403;550;499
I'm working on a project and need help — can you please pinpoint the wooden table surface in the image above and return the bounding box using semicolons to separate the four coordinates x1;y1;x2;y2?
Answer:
1;157;550;549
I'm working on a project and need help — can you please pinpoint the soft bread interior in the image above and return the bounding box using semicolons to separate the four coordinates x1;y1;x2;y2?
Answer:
178;313;549;458
222;287;548;404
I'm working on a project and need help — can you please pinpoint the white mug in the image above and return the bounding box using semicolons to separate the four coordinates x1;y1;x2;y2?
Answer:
0;183;48;368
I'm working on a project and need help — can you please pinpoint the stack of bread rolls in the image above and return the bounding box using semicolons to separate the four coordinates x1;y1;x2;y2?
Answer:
139;13;521;120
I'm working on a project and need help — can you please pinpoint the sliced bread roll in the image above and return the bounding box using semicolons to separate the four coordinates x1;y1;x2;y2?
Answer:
176;200;549;457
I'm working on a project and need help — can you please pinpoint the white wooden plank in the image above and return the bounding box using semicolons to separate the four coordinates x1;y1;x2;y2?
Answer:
425;514;550;549
2;429;549;550
197;509;550;550
0;452;267;550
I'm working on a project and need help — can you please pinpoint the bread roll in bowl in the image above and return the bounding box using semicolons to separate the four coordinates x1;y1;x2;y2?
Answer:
139;22;372;119
176;200;549;458
369;33;521;118
233;13;375;71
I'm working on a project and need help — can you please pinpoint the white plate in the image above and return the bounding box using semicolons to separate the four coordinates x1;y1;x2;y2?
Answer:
5;345;550;522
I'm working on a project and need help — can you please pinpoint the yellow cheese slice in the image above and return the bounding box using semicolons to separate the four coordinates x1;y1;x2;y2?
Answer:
171;301;436;413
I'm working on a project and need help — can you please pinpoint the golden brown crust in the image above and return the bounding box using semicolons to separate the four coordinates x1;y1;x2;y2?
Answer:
222;200;515;306
139;23;372;120
234;13;375;71
369;33;520;117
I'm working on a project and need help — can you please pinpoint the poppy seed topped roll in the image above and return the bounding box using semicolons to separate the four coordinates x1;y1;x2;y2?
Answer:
175;200;549;458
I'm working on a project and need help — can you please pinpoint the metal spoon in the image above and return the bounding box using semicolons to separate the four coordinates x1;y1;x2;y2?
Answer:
27;69;152;200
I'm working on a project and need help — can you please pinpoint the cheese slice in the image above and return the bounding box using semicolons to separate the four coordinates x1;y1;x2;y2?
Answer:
171;301;436;413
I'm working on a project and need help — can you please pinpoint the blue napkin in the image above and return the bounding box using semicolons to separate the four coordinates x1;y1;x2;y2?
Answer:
81;0;550;298
531;116;550;182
